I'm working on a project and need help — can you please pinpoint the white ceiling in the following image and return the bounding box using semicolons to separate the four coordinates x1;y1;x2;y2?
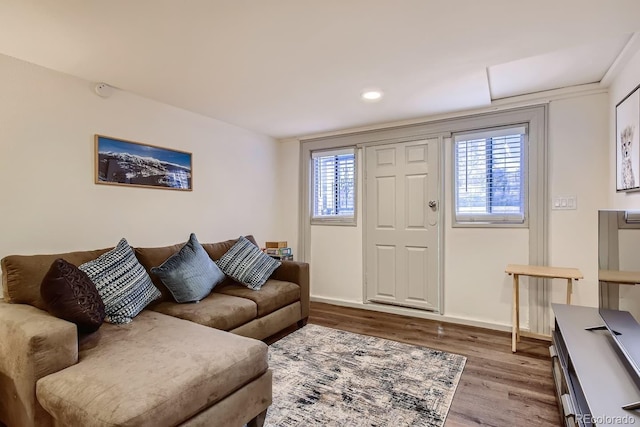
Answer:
0;1;639;139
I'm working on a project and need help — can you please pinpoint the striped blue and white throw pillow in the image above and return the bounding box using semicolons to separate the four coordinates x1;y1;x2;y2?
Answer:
79;238;161;324
216;236;281;290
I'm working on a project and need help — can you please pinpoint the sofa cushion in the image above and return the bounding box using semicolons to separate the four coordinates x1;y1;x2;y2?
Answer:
40;259;106;333
79;239;160;324
1;248;112;311
216;236;280;290
150;292;257;330
36;310;268;427
214;279;300;317
134;236;258;300
134;242;183;301
150;233;225;303
200;235;258;261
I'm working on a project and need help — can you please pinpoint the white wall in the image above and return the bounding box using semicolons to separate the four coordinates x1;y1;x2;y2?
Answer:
608;45;640;313
610;47;640;209
276;138;301;257
443;228;529;327
309;149;364;303
442;133;530;325
547;94;609;321
280;90;609;330
0;54;280;274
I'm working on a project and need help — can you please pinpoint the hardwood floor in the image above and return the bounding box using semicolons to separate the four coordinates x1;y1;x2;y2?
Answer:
302;302;562;427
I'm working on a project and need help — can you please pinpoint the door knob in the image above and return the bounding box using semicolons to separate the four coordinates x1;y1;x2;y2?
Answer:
428;200;437;209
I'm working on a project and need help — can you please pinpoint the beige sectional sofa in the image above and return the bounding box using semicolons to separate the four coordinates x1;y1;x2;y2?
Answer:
0;236;310;427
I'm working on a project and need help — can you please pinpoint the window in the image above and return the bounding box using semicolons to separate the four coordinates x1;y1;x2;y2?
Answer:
312;148;356;225
453;125;527;226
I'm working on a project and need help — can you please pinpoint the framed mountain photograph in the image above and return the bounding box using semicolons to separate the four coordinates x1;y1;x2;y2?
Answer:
95;135;192;191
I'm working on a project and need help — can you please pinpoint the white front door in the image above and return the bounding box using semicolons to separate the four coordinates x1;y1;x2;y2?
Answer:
364;138;441;311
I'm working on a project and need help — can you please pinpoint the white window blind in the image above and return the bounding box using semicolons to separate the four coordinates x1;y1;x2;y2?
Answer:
454;125;527;225
312;148;355;224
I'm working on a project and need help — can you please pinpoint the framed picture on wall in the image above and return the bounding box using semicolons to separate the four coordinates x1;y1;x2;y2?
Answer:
616;84;640;192
95;135;193;191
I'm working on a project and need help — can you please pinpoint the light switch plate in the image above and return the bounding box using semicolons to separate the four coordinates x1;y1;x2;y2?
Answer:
552;195;577;210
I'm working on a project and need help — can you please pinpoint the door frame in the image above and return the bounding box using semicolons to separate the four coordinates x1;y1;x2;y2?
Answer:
361;136;445;313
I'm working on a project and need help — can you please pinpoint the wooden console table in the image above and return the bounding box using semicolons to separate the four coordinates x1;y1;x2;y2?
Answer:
505;264;583;353
599;270;640;310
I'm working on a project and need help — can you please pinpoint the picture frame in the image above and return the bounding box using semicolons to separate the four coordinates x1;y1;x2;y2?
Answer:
95;135;192;191
616;84;640;192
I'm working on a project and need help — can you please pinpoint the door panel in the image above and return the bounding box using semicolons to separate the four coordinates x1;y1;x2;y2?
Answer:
376;148;396;166
406;246;428;301
406;144;427;163
376;176;396;228
365;138;440;311
376;245;397;298
406;174;427;228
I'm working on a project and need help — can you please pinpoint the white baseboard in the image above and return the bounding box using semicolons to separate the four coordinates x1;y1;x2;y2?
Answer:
310;295;518;333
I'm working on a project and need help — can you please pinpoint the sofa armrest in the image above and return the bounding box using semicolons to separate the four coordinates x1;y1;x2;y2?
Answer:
0;300;78;427
270;261;309;319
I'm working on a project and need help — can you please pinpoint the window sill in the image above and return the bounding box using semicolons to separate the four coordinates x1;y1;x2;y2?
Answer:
311;217;357;226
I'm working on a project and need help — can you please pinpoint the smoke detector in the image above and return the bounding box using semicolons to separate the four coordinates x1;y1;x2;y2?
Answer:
94;82;113;98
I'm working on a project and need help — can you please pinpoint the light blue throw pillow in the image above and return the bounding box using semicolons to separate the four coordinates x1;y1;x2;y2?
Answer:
216;236;281;290
151;233;225;303
79;238;161;324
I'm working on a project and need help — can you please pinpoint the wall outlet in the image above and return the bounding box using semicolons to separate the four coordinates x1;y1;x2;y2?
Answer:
552;195;577;210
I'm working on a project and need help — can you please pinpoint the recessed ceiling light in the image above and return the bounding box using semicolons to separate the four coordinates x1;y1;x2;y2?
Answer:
361;89;383;102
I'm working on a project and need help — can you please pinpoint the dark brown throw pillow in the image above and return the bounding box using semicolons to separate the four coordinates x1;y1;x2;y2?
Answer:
40;258;106;333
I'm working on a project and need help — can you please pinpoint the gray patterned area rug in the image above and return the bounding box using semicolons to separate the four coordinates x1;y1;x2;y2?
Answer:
265;324;466;427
